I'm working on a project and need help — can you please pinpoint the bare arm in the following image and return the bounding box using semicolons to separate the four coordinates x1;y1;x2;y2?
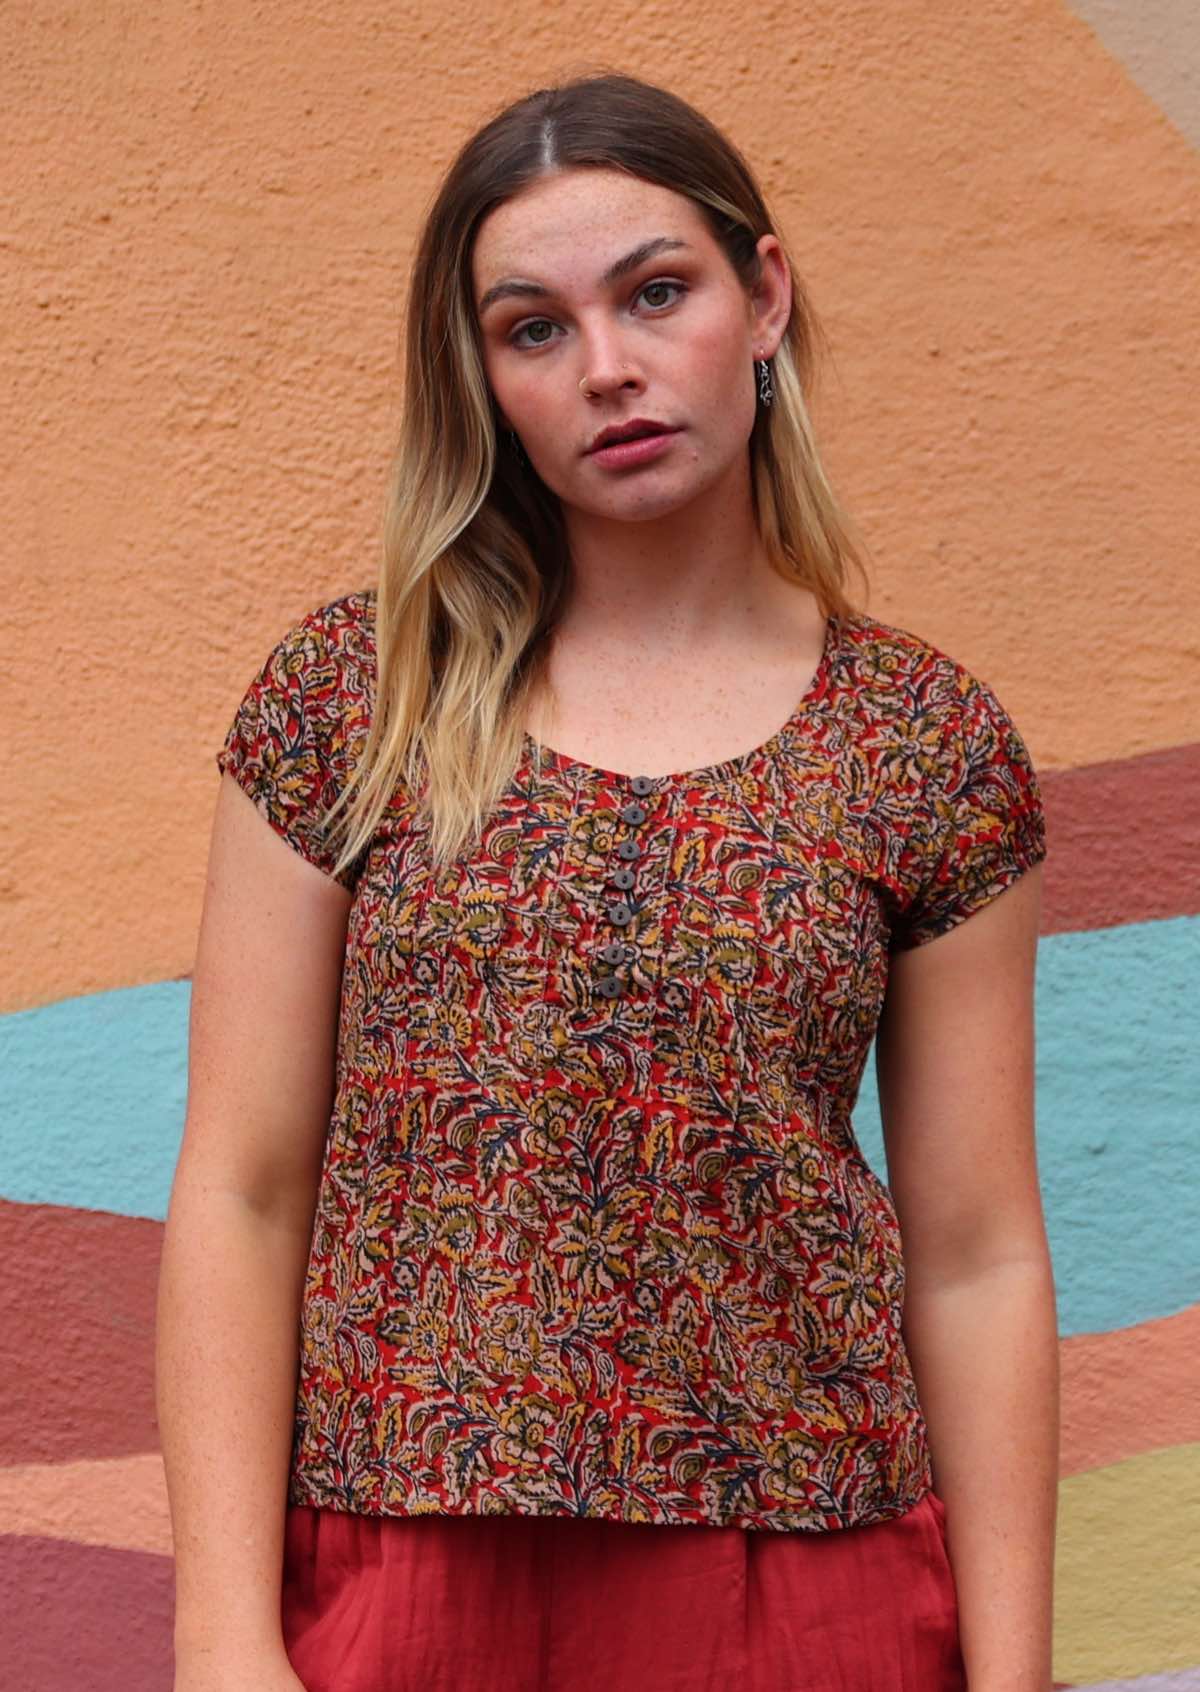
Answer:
876;863;1059;1692
156;772;353;1687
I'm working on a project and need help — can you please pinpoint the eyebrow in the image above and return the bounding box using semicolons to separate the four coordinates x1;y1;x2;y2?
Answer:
476;236;694;317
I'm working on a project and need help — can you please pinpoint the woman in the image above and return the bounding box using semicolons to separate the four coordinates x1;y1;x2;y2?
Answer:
157;71;1059;1692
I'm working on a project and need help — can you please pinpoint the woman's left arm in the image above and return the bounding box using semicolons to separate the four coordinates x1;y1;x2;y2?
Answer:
876;860;1059;1692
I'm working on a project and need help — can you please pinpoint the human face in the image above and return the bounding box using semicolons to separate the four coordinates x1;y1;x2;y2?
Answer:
472;167;789;523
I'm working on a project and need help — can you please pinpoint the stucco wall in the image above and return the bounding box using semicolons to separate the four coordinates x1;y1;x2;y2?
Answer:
1;2;1197;1687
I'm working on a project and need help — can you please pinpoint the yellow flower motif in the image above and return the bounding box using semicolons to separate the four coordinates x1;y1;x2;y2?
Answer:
433;1190;478;1263
554;1210;635;1296
809;1240;888;1331
457;888;505;957
648;1329;704;1383
410;1306;451;1360
762;1428;821;1503
779;1136;826;1205
744;1338;804;1414
480;1306;532;1376
428;1000;473;1051
495;1396;558;1468
708;920;757;991
686;1231;731;1294
879;720;945;787
527;1090;575;1152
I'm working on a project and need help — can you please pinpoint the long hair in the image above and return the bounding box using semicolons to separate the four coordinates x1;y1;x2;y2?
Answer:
325;70;871;879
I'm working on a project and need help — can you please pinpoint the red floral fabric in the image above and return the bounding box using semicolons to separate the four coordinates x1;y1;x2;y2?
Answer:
215;587;1046;1533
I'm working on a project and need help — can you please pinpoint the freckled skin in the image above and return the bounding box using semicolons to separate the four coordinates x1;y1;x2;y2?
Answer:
472;165;816;779
472;166;790;540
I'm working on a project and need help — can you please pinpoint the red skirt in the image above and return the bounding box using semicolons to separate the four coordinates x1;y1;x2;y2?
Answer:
281;1489;965;1692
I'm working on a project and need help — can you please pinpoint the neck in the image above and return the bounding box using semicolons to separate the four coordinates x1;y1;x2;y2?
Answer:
558;452;788;651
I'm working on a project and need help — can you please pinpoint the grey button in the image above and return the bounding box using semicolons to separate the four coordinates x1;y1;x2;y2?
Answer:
616;838;641;861
630;775;656;796
620;802;647;825
596;974;623;999
611;867;635;891
606;901;633;926
599;941;626;965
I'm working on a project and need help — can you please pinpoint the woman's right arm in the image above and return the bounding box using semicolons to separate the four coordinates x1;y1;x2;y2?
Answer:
156;772;354;1691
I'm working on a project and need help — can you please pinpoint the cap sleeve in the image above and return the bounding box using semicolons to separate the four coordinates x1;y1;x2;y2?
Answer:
889;676;1047;951
215;600;362;890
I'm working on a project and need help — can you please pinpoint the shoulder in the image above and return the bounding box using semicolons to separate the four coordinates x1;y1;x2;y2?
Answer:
832;616;1048;945
260;587;377;724
220;586;377;775
835;609;1002;728
277;586;377;677
215;588;380;886
832;609;1045;842
834;609;1038;772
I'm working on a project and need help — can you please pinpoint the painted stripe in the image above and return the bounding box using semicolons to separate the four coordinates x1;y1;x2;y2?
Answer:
1073;1668;1200;1692
1060;1304;1200;1476
0;1453;171;1557
0;1198;161;1465
3;916;1197;1336
1038;745;1200;938
1053;1444;1200;1683
0;978;190;1220
1064;0;1200;154
0;1532;172;1692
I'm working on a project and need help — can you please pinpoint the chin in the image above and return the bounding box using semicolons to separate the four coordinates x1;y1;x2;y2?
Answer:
564;461;725;523
566;484;698;525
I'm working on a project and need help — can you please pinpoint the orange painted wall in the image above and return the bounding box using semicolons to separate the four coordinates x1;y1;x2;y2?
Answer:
4;0;1198;1016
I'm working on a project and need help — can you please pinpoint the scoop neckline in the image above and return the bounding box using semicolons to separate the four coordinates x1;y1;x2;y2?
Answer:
521;611;843;789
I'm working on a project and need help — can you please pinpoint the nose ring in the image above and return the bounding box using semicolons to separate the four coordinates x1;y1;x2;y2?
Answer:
580;366;630;396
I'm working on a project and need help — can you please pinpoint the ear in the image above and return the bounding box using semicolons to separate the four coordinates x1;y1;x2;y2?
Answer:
748;234;792;360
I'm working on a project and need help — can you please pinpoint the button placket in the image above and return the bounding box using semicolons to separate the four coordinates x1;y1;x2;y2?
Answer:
593;775;659;1002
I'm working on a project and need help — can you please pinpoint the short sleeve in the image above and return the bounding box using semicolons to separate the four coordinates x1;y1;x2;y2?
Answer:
215;601;361;890
889;677;1048;951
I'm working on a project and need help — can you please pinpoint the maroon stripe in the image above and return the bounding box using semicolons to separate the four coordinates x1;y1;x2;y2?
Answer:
1040;741;1200;934
0;1534;173;1692
0;1198;161;1465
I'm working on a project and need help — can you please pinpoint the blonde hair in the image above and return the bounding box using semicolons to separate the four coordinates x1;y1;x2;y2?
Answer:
326;70;870;878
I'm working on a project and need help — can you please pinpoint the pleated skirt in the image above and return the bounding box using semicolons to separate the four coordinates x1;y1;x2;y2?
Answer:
280;1487;965;1692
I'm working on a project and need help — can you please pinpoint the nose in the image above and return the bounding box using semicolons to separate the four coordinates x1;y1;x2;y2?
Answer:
576;323;644;398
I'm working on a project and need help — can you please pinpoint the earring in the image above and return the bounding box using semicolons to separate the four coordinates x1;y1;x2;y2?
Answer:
507;426;529;469
757;357;774;408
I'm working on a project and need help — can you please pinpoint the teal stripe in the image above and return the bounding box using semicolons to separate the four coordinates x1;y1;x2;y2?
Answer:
857;913;1199;1335
2;916;1196;1337
1;979;191;1223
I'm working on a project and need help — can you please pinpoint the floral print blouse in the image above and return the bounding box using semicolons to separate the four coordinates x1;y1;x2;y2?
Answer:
215;587;1047;1534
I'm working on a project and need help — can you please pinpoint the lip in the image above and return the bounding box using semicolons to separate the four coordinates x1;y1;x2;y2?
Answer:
586;418;678;455
586;423;682;469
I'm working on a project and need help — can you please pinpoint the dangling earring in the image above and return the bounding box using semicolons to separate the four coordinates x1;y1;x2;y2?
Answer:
757;357;775;408
507;426;529;469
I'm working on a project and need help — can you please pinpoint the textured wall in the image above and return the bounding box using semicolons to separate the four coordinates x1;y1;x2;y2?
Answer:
1;2;1197;1687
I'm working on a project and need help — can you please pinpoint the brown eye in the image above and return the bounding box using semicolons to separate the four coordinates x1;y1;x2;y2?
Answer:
510;318;556;349
639;280;686;310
